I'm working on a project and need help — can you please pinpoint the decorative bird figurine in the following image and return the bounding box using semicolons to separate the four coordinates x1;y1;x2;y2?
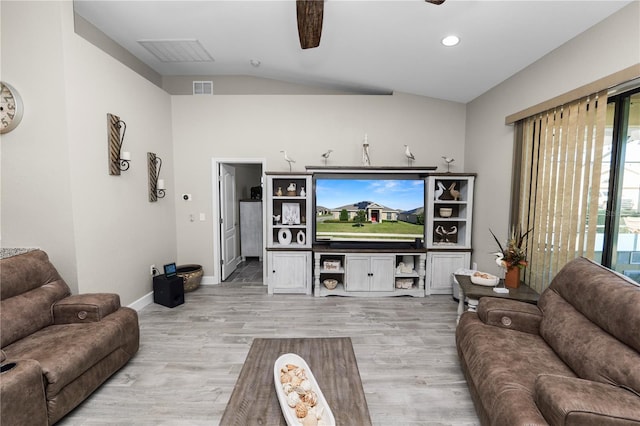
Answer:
280;150;295;172
404;145;415;166
442;156;455;173
321;149;333;165
435;181;446;200
494;252;505;268
445;226;457;242
448;182;460;201
435;225;457;243
362;134;371;166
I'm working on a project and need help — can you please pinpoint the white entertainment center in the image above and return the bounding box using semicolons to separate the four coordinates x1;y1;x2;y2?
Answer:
265;168;475;297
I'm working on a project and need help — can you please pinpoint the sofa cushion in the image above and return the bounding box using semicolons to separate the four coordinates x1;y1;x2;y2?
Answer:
2;312;129;398
457;312;576;425
535;374;640;425
539;259;640;396
0;250;66;300
1;250;71;347
546;257;640;352
0;280;70;348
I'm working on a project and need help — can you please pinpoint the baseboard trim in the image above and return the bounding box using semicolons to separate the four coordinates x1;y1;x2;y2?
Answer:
201;275;217;285
128;291;153;311
127;278;218;311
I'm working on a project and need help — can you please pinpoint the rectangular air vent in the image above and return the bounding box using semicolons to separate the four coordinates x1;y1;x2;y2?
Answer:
193;81;213;95
138;39;214;62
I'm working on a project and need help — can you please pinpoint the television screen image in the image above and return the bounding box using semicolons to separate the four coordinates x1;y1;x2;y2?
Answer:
314;178;425;245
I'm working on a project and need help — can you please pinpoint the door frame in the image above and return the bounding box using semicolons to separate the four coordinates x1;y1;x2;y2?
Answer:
211;158;267;285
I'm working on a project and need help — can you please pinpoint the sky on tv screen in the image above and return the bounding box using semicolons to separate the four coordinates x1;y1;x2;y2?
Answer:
316;179;424;212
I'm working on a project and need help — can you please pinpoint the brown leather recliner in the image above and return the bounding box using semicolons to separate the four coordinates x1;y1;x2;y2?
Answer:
0;250;139;425
456;257;640;425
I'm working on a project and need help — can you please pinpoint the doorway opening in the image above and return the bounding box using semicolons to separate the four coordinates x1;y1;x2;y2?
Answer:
212;159;265;284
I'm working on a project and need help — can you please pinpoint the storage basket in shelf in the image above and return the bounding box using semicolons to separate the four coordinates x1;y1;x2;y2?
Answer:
323;279;338;290
395;278;414;289
323;260;341;270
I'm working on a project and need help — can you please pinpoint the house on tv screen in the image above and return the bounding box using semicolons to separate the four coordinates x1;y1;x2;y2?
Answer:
331;201;399;223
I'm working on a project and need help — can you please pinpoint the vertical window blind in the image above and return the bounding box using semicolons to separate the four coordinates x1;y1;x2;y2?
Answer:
517;90;608;293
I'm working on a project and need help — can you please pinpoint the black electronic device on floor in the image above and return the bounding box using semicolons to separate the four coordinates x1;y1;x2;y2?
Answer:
153;274;184;308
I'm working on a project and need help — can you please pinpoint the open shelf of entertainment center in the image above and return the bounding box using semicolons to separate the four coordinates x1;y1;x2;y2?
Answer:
425;173;476;294
265;172;313;295
313;247;427;297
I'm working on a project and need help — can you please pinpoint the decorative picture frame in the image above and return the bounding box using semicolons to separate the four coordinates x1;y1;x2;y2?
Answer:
282;203;301;225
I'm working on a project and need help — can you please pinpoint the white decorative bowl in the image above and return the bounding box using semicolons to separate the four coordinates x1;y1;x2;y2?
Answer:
274;353;336;426
439;208;453;218
470;273;499;286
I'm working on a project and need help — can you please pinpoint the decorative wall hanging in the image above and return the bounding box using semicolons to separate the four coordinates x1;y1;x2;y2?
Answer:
147;152;165;202
107;113;130;175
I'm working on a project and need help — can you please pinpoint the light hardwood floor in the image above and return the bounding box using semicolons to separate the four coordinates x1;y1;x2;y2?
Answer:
58;282;480;425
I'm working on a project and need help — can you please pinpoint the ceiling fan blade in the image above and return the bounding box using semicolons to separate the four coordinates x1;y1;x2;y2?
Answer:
425;0;446;4
297;0;324;49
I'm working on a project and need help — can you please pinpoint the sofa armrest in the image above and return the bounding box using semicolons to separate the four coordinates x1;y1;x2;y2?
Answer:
476;297;542;335
53;293;121;324
535;374;640;425
0;359;49;425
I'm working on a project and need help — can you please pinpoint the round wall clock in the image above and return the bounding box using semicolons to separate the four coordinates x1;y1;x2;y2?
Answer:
1;82;24;134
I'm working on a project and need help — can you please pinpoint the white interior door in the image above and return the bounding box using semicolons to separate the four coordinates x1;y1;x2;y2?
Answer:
220;164;240;280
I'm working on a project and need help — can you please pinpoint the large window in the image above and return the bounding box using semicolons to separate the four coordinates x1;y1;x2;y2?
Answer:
515;86;640;292
600;88;640;279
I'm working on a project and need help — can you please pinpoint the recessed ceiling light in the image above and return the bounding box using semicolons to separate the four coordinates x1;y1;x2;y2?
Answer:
441;35;460;47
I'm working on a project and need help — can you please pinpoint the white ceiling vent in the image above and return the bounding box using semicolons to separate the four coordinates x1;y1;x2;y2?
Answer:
193;81;213;95
138;39;214;62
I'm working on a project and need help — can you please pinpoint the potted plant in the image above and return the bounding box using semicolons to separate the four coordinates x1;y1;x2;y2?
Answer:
490;225;532;288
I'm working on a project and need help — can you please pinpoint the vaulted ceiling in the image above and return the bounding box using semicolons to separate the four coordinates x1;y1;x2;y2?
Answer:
74;0;633;103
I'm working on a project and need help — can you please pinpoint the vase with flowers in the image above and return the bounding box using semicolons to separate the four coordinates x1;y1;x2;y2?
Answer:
490;225;532;288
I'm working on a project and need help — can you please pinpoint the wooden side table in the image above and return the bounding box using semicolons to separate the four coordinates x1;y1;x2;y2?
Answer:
454;274;540;323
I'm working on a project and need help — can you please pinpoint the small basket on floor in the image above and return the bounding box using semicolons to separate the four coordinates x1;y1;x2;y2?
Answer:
177;264;203;292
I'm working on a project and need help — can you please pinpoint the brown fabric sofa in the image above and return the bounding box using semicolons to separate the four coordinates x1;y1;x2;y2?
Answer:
456;257;640;425
0;250;139;425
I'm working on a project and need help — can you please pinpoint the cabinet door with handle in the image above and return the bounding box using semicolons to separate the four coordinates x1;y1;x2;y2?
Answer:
345;254;395;292
427;251;470;294
267;251;311;294
369;255;395;292
344;255;371;292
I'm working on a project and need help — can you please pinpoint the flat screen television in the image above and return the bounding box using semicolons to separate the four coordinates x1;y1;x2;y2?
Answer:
313;174;425;249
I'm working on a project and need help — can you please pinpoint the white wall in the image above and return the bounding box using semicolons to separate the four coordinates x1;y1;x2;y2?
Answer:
1;1;79;289
1;1;176;305
171;92;466;279
465;1;640;276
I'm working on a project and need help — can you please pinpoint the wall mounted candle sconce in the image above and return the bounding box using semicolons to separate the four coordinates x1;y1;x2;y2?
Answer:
107;113;130;175
148;152;166;202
